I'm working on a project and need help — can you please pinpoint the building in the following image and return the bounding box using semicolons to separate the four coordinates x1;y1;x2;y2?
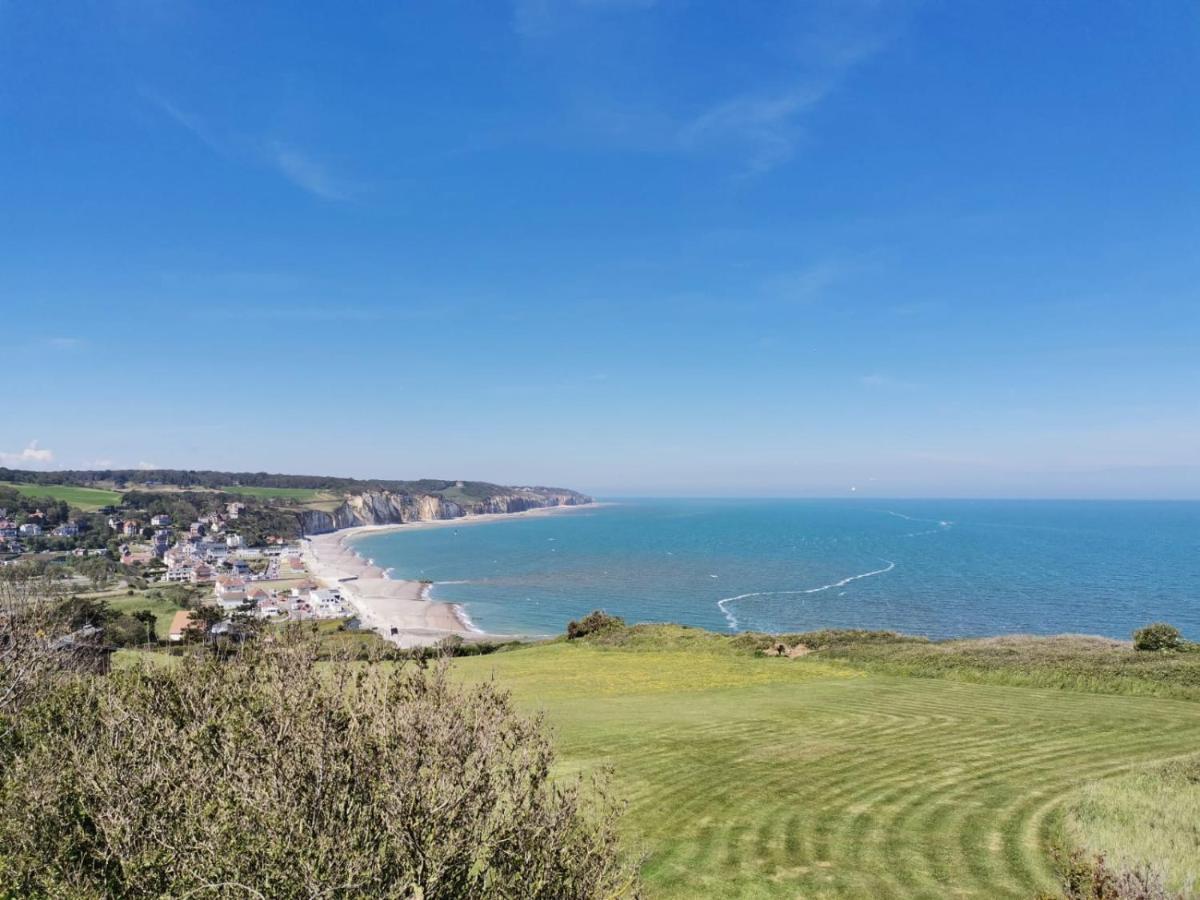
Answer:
150;514;172;527
122;520;141;536
18;523;41;537
214;575;246;604
190;563;214;584
168;610;197;642
202;541;229;561
152;529;172;556
226;533;244;549
53;522;80;537
164;562;193;583
227;501;246;519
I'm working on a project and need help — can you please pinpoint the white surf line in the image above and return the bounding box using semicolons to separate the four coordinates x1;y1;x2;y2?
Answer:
880;509;954;537
716;560;896;631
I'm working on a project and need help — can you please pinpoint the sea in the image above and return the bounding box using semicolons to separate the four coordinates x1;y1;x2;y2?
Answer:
349;499;1200;641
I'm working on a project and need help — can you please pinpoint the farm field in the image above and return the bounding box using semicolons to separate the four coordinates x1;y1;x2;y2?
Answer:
453;636;1200;898
0;481;122;510
221;485;337;502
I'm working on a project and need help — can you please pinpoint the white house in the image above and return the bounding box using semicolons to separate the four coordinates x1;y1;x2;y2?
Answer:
214;575;246;604
18;523;41;537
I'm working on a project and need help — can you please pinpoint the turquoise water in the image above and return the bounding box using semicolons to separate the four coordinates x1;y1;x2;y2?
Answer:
350;499;1200;640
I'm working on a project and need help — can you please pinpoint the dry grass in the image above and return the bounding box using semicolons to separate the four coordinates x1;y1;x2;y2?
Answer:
1065;754;1200;895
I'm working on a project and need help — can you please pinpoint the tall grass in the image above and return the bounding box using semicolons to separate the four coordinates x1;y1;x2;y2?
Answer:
794;633;1200;701
1065;754;1200;895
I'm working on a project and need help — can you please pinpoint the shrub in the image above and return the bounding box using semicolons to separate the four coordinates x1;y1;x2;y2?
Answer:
566;610;626;641
1051;846;1180;899
0;576;76;715
0;634;640;898
1133;623;1182;652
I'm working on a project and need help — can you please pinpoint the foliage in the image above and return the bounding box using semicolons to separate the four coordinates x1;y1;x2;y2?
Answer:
1133;622;1183;652
104;612;157;647
729;627;928;654
1050;846;1181;900
0;467;588;504
0;634;639;899
0;576;77;715
809;632;1200;701
1063;753;1200;895
566;610;626;640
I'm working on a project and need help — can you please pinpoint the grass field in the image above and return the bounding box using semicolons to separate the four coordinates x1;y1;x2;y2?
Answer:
221;486;336;502
0;482;122;511
106;594;187;639
453;632;1200;898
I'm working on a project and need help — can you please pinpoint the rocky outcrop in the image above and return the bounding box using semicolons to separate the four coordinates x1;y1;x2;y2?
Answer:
298;488;591;535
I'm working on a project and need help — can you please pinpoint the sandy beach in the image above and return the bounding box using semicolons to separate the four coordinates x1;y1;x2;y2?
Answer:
302;503;600;647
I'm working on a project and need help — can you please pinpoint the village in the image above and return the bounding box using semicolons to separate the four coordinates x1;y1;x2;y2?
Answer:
0;495;354;640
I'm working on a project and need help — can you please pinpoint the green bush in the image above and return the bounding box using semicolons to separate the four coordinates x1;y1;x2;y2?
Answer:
566;610;626;641
1133;623;1182;652
0;634;640;898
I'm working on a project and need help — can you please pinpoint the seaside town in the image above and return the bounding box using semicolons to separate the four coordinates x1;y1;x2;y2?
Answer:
0;485;354;645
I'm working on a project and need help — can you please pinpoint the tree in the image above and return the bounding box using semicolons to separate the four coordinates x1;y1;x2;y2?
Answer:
0;576;75;715
183;604;224;642
0;634;640;898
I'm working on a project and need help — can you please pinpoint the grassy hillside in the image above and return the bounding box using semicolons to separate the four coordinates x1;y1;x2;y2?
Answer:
0;481;122;510
453;627;1200;898
805;632;1200;701
221;485;336;502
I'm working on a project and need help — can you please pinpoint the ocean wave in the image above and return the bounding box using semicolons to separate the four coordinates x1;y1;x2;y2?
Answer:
717;560;896;631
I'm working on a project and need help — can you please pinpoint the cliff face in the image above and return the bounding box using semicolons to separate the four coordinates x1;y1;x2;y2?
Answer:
298;488;591;535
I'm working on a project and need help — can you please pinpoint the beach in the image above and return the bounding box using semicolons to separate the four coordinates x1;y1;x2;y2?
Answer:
302;503;598;647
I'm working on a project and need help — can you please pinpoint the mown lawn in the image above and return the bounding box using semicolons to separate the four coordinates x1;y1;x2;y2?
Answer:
453;636;1200;898
0;482;122;510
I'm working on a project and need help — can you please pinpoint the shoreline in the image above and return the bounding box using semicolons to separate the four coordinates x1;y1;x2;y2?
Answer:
302;502;603;647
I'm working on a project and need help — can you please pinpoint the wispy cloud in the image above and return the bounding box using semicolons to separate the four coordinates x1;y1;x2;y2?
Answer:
143;91;225;156
144;92;353;202
682;84;832;176
268;142;351;201
516;0;914;176
0;440;55;467
681;5;904;179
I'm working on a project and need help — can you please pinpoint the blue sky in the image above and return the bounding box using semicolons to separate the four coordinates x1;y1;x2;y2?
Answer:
2;1;1198;497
